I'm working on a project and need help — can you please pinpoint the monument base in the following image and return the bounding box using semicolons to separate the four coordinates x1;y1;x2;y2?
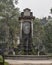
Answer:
5;55;52;60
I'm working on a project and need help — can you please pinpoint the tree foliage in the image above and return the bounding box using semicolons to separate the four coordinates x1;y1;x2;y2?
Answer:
0;0;20;53
44;20;52;54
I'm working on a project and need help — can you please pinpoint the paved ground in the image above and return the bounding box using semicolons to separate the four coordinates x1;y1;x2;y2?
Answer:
5;59;52;65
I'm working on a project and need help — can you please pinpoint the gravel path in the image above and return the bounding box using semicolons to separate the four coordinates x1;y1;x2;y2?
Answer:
5;59;52;65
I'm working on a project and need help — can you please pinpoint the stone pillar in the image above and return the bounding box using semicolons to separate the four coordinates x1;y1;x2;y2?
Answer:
20;20;23;39
31;19;33;38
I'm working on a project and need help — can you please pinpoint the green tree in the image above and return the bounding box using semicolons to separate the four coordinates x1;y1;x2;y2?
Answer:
44;20;52;54
0;0;20;54
33;18;46;55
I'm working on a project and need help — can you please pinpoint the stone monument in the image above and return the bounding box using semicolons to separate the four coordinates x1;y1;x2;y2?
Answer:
18;8;35;55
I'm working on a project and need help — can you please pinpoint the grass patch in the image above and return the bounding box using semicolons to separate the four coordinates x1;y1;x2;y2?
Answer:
0;55;9;65
4;62;9;65
0;55;3;62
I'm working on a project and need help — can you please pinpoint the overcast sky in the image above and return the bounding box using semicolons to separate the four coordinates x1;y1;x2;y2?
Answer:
17;0;52;18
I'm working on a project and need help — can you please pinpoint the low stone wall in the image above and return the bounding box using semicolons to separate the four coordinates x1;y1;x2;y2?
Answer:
9;63;52;65
4;55;52;60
